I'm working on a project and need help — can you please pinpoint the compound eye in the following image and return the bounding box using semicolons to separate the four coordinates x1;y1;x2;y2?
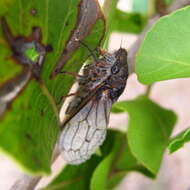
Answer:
111;65;119;74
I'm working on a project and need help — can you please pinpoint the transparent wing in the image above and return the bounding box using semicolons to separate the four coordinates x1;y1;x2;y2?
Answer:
58;94;112;164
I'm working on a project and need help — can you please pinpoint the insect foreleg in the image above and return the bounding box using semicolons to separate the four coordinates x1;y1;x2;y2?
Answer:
96;47;107;56
60;71;83;78
76;39;100;63
57;92;79;105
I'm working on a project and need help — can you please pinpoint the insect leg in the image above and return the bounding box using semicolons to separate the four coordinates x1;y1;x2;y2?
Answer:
60;93;78;100
97;47;107;56
31;27;42;42
60;71;83;78
57;92;79;105
77;40;100;63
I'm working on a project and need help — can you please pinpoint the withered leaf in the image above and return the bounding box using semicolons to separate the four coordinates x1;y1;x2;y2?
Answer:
0;18;49;117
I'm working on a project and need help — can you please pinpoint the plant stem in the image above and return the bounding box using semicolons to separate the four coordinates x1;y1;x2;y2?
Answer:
145;85;153;97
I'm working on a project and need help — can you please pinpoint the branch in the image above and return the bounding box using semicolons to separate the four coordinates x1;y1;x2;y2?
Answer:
168;0;190;12
9;147;60;190
10;176;41;190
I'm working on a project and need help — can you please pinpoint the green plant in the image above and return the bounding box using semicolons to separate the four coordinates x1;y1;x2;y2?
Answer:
0;0;190;189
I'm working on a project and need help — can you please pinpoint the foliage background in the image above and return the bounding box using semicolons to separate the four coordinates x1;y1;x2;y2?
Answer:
0;0;190;190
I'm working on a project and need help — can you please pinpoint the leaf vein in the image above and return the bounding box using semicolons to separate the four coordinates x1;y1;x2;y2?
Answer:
139;55;190;76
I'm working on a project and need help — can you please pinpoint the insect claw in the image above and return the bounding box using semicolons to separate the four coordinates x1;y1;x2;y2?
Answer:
97;47;107;56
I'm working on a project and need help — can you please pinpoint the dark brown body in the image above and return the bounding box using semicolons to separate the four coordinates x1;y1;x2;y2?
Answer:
58;48;128;164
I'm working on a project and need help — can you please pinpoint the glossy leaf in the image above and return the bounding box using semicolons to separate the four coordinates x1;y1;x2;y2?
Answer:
169;127;190;153
112;96;177;175
0;0;105;174
136;6;190;84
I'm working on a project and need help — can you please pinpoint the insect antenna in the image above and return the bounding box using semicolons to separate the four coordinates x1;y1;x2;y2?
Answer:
76;39;100;63
120;37;124;49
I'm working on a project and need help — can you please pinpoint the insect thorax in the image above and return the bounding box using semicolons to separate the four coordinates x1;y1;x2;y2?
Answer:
66;53;119;114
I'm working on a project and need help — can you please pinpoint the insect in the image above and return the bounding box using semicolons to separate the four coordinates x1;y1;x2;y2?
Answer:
58;45;128;164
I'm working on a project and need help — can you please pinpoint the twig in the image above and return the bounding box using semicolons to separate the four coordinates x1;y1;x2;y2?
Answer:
168;0;190;12
10;176;41;190
9;147;60;190
145;85;153;97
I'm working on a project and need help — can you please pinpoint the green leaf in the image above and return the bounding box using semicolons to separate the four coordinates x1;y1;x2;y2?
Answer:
41;156;101;190
112;10;147;34
90;154;114;190
112;96;177;175
0;0;105;174
90;130;154;190
107;172;126;190
103;0;146;47
136;6;190;84
115;136;154;179
168;127;190;153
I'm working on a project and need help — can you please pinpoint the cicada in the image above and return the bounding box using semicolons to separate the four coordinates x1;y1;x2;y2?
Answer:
58;47;128;164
